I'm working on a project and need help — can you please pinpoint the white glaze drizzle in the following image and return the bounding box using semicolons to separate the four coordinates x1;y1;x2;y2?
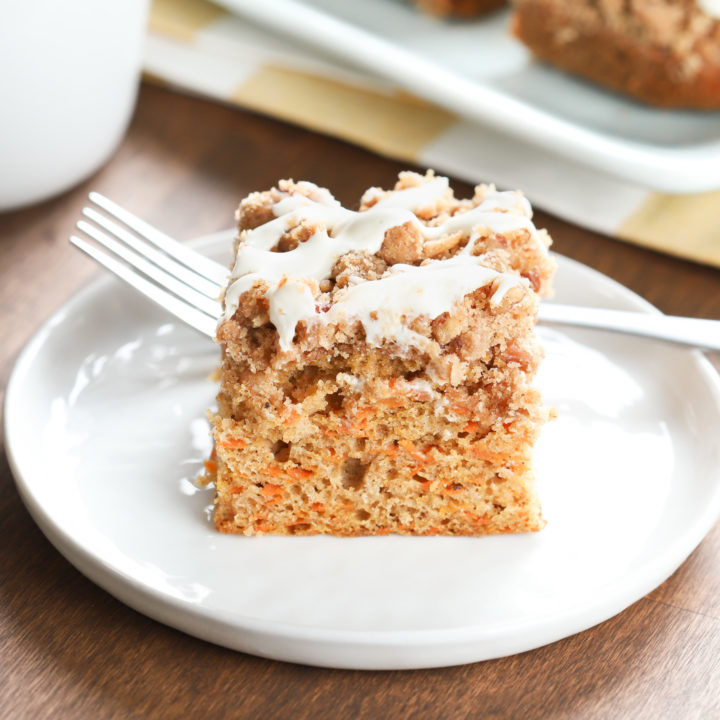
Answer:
323;257;524;352
371;175;450;210
224;177;538;352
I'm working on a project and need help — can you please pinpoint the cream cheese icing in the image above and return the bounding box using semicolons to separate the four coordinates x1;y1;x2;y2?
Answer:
322;257;524;353
224;177;538;352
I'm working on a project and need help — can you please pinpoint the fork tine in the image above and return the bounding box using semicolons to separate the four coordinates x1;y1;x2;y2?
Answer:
88;192;231;286
81;206;224;300
70;235;218;338
76;220;223;319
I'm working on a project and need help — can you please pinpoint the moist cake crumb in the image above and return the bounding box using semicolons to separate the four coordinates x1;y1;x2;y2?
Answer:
207;171;555;536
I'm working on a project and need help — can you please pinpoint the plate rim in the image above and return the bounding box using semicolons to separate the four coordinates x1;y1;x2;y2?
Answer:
5;237;720;668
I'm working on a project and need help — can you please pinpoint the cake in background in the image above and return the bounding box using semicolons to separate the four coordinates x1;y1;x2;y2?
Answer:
208;171;555;537
512;0;720;108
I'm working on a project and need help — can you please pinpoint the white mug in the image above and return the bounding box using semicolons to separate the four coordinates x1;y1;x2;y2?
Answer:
0;0;149;211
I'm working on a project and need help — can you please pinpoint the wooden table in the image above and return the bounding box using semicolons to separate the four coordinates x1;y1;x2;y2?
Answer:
2;84;719;719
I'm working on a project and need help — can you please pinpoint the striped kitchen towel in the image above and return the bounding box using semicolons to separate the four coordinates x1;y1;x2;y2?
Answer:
144;0;720;268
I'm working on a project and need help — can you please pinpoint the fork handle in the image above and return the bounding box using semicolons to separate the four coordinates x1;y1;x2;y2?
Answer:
538;303;720;352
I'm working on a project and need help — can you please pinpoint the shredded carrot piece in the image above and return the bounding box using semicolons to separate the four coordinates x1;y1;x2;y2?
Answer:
464;511;489;524
449;405;472;415
260;464;315;482
379;397;405;408
218;437;246;449
311;502;326;512
262;465;286;478
344;421;371;438
399;440;436;464
380;443;399;457
260;483;284;497
283;409;301;426
463;421;478;433
327;450;344;464
470;444;511;463
286;467;314;481
398;440;425;462
354;407;374;421
203;460;217;474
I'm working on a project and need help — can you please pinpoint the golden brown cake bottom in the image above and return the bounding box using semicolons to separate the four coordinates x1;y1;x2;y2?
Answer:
211;350;547;537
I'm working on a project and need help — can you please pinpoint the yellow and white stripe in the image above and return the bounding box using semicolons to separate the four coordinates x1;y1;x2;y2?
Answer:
144;0;720;268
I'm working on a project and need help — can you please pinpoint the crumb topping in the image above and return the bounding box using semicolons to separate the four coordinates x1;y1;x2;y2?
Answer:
221;171;553;361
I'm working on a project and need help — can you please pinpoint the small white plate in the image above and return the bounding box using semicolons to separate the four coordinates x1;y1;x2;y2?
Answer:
6;232;720;670
217;0;720;193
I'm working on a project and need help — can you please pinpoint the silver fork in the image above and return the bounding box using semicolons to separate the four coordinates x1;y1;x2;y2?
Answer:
71;192;227;338
70;193;720;352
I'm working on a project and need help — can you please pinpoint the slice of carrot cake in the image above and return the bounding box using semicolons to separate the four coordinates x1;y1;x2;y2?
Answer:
209;171;555;536
512;0;720;108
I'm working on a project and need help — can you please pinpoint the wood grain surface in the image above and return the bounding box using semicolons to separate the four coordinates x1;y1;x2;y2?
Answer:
1;84;719;720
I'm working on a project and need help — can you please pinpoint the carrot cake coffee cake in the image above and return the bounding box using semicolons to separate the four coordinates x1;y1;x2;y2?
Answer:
208;171;555;536
512;0;720;108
